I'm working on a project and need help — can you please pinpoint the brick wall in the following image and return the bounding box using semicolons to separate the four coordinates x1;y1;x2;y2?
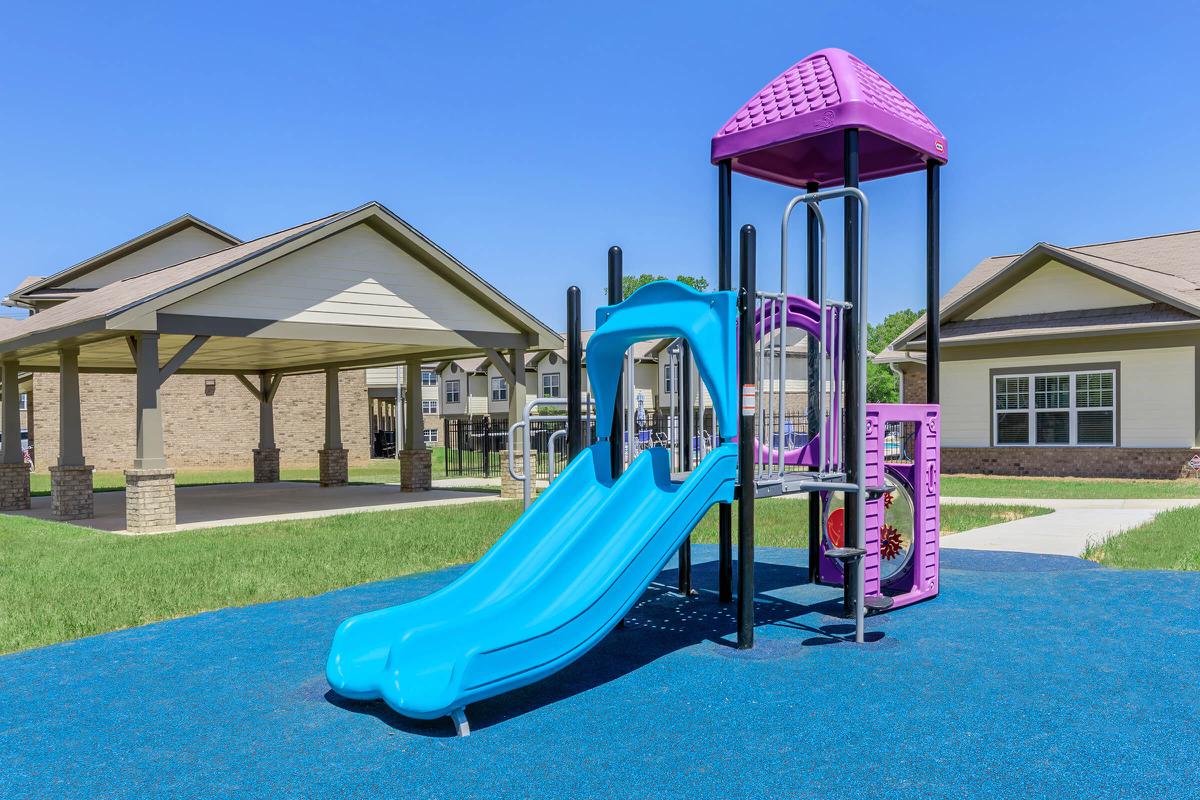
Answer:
900;364;927;405
31;370;369;472
897;363;1197;479
943;446;1199;480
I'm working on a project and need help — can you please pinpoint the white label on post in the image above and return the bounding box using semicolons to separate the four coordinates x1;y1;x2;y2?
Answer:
741;385;756;417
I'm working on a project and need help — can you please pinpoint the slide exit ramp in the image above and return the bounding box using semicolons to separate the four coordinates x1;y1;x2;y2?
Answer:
326;281;740;734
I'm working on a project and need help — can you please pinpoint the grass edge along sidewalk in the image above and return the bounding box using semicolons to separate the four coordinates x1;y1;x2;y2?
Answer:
942;474;1200;500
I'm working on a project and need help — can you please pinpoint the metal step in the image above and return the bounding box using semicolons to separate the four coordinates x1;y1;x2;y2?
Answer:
824;546;866;563
865;484;896;500
864;594;895;612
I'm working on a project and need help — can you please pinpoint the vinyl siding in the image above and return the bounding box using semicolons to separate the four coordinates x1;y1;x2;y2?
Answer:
71;227;233;289
941;345;1195;448
966;261;1151;320
165;224;519;335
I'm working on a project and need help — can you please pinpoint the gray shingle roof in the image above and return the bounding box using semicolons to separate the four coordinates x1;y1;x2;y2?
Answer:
0;211;349;350
883;229;1200;356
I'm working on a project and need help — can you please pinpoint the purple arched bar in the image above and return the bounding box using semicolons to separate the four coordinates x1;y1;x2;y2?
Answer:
750;295;841;467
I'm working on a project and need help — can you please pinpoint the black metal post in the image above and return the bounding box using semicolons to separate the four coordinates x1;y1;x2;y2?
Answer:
677;340;694;595
717;159;734;604
737;224;756;649
804;180;821;585
607;247;624;480
566;285;583;459
926;162;941;404
842;129;861;615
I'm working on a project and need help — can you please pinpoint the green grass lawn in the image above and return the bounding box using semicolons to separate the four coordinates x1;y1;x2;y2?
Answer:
942;474;1200;500
28;454;449;496
1083;506;1200;570
0;497;1047;654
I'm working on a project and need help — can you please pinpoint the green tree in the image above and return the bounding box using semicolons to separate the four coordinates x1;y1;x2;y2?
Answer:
614;273;710;298
866;308;920;403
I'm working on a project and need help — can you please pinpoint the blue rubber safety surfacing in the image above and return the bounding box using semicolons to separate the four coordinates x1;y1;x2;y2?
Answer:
2;546;1199;799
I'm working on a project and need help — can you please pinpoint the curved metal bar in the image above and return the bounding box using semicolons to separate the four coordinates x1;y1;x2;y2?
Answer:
506;421;527;482
546;429;568;483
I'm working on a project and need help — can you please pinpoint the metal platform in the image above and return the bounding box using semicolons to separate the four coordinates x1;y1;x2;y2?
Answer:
753;471;855;498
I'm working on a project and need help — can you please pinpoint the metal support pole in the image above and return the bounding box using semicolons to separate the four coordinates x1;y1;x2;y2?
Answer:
566;286;583;459
737;224;757;649
607;246;624;480
926;162;941;404
804;180;821;584
677;339;694;595
717;159;734;604
842;129;862;617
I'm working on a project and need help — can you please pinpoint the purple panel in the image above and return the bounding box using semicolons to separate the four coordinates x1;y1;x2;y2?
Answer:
818;403;940;611
711;48;947;187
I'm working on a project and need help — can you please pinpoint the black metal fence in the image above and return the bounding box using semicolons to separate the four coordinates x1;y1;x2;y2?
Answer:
443;417;599;480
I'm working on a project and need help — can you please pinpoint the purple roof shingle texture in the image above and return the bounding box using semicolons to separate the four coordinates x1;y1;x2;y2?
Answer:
712;48;947;187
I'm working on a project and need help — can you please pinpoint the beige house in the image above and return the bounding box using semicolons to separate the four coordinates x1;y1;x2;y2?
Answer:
879;230;1200;478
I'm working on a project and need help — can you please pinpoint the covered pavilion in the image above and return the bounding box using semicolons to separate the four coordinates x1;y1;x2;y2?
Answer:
0;202;560;532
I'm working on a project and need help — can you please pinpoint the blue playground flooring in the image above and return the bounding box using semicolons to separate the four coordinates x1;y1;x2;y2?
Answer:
3;545;1199;799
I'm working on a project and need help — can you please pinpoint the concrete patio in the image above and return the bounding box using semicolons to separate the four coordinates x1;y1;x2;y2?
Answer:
9;481;501;534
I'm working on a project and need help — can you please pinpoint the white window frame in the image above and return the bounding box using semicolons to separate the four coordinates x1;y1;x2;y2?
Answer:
992;368;1116;447
19;393;28;411
421;370;438;387
542;372;561;398
444;380;461;404
421;399;438;415
491;377;508;402
423;427;438;444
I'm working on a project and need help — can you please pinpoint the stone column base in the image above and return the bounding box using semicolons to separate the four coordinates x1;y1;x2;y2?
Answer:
398;449;432;492
50;465;94;520
0;462;31;511
319;448;349;487
125;468;176;534
253;448;281;483
500;449;538;500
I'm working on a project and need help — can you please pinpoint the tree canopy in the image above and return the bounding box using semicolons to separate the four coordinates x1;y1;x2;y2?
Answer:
866;308;920;403
614;273;710;299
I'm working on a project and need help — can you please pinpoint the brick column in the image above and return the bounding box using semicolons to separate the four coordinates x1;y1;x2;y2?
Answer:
0;463;31;511
501;448;538;500
253;447;281;482
53;346;93;520
398;449;432;491
50;464;94;520
319;447;348;487
125;467;176;533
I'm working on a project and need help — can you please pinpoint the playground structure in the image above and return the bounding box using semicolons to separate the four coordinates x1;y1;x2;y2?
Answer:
326;47;946;735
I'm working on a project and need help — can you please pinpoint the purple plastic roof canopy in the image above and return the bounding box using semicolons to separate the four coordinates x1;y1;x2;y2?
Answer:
711;48;947;187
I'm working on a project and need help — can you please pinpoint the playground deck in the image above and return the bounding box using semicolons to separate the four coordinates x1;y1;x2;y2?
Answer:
3;545;1197;798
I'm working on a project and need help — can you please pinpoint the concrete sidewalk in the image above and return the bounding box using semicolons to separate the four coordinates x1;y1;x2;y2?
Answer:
940;496;1200;556
11;481;503;534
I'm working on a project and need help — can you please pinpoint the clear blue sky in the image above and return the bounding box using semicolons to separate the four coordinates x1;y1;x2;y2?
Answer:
2;1;1198;328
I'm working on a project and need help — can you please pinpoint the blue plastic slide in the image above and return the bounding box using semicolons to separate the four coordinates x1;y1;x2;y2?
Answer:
327;280;740;731
326;441;736;725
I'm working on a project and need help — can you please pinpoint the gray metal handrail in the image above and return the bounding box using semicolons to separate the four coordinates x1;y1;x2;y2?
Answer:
506;396;593;509
546;429;568;483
